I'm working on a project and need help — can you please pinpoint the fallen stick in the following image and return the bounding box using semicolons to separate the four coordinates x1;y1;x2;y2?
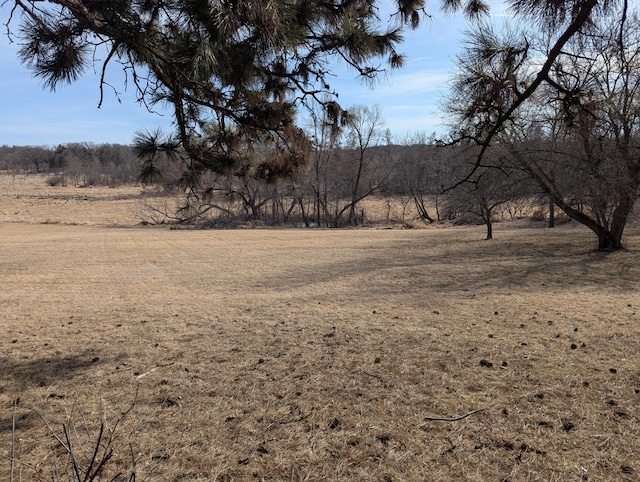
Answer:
136;362;175;380
360;370;387;386
423;408;486;422
11;395;17;482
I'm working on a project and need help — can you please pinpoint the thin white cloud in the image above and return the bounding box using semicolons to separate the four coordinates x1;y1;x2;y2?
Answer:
378;70;451;95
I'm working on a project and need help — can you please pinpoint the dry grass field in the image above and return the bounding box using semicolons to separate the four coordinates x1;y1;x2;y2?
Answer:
1;174;639;481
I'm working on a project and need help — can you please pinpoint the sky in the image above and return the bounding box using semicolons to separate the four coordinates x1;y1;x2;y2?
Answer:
0;2;507;147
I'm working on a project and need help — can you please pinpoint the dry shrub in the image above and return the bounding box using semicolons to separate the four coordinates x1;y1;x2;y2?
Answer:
5;392;137;482
530;208;547;222
46;174;66;187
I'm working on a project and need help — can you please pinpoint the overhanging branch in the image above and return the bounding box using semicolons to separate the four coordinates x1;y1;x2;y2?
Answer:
457;0;599;186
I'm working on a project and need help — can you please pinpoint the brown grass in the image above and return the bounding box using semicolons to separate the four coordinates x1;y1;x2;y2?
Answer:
1;174;639;481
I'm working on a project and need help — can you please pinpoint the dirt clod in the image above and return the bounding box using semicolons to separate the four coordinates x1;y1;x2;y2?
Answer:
377;434;390;446
328;418;341;429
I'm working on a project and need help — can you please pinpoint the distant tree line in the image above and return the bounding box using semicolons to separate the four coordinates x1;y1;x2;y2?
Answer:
7;92;634;244
0;120;547;234
126;104;547;230
0;142;180;187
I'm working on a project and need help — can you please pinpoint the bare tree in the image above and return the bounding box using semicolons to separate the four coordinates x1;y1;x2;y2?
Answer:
396;135;462;223
303;102;344;227
448;163;530;239
343;105;389;226
447;4;640;250
300;104;393;227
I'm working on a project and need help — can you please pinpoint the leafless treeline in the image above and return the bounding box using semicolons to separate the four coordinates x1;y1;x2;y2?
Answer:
0;139;546;231
0;143;144;187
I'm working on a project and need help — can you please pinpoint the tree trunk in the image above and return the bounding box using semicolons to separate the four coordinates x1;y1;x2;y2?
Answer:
526;168;627;251
298;196;310;227
349;152;365;225
598;192;636;250
596;229;623;251
412;193;435;223
484;214;493;240
548;197;555;228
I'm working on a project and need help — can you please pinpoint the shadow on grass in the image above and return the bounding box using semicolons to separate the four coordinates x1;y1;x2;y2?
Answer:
2;350;105;390
262;227;640;296
0;351;107;433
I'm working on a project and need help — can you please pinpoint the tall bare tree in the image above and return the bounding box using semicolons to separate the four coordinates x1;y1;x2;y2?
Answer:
343;104;388;225
447;2;640;250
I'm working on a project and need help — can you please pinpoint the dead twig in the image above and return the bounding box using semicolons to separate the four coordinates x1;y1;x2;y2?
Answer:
136;362;175;380
9;388;140;481
359;369;389;388
423;408;487;422
0;453;40;479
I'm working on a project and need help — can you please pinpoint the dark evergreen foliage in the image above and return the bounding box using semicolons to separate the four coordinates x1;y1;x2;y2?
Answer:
7;0;431;187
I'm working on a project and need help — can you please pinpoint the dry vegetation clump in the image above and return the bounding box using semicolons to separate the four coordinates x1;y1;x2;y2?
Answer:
1;175;639;481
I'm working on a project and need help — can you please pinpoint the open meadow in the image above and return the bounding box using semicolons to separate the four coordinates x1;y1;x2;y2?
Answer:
1;174;639;481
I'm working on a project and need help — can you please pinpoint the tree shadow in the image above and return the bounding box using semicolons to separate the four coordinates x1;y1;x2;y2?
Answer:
0;351;108;433
4;350;105;387
260;229;640;297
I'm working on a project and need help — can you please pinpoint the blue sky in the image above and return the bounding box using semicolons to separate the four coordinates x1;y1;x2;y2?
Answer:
0;3;506;147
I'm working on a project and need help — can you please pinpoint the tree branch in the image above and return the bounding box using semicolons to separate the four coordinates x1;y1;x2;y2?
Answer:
423;407;486;422
460;0;599;184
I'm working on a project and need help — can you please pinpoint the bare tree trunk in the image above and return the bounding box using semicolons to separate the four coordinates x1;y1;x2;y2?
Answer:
525;166;628;251
412;193;435;223
484;213;493;240
348;149;365;225
298;195;310;227
600;190;636;250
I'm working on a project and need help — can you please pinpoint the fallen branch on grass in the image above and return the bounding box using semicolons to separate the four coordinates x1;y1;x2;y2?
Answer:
359;370;388;387
10;395;17;482
423;407;486;422
136;362;175;380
